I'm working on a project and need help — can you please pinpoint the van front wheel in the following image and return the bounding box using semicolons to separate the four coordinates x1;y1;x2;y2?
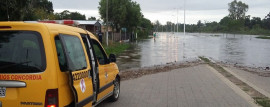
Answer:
109;78;120;102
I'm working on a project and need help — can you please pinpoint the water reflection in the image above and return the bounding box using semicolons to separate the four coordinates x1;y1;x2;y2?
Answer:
116;33;270;70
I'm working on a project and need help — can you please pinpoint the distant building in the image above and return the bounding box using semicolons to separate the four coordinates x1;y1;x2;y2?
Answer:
76;20;101;35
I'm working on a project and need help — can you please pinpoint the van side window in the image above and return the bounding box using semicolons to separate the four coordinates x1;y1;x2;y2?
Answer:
55;35;87;71
92;40;107;65
55;37;67;71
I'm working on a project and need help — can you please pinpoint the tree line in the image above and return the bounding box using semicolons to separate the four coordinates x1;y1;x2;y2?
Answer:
154;0;270;36
0;0;88;21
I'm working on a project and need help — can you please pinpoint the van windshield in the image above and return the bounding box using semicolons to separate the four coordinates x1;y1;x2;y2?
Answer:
0;31;46;73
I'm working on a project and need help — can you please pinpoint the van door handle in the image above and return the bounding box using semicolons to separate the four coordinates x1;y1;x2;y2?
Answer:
0;81;26;88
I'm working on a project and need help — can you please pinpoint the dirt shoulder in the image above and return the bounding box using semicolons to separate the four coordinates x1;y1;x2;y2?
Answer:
217;62;270;77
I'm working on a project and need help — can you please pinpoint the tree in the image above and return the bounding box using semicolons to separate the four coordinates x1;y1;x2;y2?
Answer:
137;17;153;38
197;20;203;32
244;15;251;29
219;16;244;32
197;20;203;28
262;12;270;30
99;0;127;32
125;1;142;31
0;0;54;21
228;0;248;20
88;16;96;20
140;17;152;30
98;0;142;32
70;12;86;20
154;20;161;32
250;17;262;29
265;12;270;19
54;10;86;20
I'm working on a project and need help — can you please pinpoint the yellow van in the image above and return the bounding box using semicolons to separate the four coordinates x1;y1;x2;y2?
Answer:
0;22;120;107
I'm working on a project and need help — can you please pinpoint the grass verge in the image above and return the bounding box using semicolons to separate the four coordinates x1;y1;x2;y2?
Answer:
103;42;131;56
254;97;270;107
199;56;270;107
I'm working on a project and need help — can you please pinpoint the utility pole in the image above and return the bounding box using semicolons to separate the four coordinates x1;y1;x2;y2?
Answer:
106;0;109;46
174;23;175;33
184;0;186;35
177;8;178;33
171;23;172;32
167;24;169;32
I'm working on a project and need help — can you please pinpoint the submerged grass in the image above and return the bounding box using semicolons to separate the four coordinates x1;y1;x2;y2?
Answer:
256;36;270;39
198;56;210;63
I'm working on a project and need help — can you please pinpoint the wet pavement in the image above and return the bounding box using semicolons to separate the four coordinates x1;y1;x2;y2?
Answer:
98;65;256;107
116;33;270;70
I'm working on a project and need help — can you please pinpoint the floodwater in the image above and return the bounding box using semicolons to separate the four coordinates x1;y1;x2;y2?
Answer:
116;32;270;70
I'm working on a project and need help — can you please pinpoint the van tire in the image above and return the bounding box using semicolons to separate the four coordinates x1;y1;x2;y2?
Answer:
109;78;120;102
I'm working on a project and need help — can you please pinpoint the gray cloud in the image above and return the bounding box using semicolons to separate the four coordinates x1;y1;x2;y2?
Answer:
50;0;270;24
51;0;100;10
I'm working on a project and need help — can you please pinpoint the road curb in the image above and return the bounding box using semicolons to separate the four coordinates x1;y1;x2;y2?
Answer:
206;65;259;107
223;66;270;99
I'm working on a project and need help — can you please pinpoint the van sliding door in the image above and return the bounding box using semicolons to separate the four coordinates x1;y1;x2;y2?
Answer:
56;34;93;107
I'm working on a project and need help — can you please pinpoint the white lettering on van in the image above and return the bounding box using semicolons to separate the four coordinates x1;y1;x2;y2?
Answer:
20;102;42;106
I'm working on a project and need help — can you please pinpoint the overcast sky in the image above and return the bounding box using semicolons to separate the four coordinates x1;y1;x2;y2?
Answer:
51;0;270;24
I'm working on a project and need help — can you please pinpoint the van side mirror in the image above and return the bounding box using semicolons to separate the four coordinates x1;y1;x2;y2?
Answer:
109;54;116;62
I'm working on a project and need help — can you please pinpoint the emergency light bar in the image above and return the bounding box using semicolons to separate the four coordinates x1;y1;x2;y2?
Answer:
25;20;79;26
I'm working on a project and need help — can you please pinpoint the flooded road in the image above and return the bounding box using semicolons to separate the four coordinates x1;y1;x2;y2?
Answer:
116;32;270;70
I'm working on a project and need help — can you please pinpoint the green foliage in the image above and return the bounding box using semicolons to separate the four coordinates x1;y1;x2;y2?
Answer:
137;17;153;38
98;0;142;32
103;43;131;56
256;36;270;39
140;18;152;30
197;20;203;32
262;12;270;30
54;10;86;20
228;0;248;20
126;2;142;31
0;0;54;21
254;97;270;107
227;19;245;33
88;16;97;20
153;20;161;31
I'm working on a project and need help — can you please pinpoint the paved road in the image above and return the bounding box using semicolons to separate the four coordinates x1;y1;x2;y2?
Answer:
98;65;256;107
